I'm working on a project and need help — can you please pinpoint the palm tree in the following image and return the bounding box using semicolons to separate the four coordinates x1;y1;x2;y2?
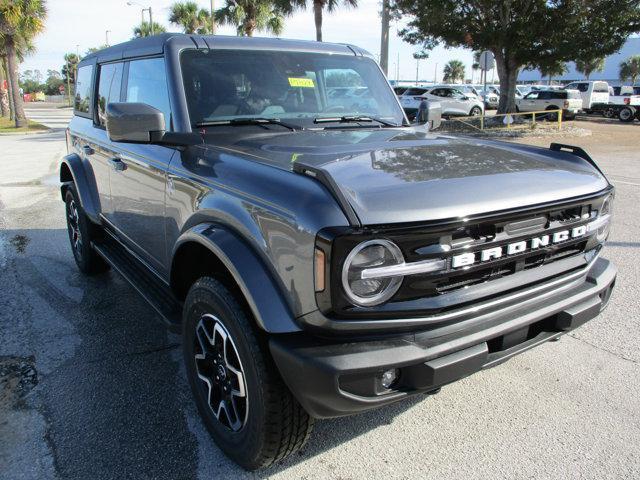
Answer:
170;1;212;34
471;51;481;83
215;0;286;37
539;61;567;85
575;57;605;80
132;21;167;38
443;60;465;83
0;0;47;128
309;0;357;42
619;55;640;85
0;36;33;119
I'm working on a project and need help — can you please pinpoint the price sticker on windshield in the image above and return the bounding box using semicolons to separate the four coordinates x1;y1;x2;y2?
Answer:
288;77;315;88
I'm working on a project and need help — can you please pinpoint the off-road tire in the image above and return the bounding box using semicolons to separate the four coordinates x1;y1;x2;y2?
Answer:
64;185;109;275
183;277;314;470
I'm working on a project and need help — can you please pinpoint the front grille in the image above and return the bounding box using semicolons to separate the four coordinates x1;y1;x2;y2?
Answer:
319;191;610;319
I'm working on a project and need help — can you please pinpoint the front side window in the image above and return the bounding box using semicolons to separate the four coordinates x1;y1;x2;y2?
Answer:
97;62;123;127
74;65;93;114
126;57;172;129
180;49;405;127
525;92;539;100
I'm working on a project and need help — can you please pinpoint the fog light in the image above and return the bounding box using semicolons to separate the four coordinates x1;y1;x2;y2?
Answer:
380;368;399;389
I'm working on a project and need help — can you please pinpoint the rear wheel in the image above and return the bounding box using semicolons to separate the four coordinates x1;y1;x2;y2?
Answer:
183;277;313;470
619;106;635;123
545;107;558;121
64;186;109;274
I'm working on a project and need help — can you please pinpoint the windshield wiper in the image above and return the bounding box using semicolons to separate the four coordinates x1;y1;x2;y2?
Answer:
196;118;302;131
313;115;401;128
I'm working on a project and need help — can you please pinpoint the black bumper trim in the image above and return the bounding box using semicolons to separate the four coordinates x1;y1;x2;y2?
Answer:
270;257;616;419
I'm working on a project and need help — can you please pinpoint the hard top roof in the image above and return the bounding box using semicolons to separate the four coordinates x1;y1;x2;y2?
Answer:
79;33;370;66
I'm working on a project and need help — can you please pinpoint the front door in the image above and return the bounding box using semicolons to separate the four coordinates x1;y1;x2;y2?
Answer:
108;57;177;274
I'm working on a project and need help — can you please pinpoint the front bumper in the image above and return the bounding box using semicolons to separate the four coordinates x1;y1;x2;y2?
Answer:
270;257;616;419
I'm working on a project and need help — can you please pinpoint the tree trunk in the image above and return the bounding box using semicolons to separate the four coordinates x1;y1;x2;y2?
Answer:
244;18;255;36
0;57;9;117
314;0;323;42
4;57;15;120
494;51;519;114
7;38;27;128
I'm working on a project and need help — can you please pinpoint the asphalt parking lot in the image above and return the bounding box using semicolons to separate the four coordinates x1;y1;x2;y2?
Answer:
1;106;639;480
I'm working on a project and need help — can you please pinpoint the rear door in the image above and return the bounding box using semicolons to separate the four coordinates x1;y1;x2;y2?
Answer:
108;57;177;274
591;82;610;106
91;61;124;218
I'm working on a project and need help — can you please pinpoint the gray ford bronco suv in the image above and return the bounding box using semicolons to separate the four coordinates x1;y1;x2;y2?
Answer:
61;34;616;470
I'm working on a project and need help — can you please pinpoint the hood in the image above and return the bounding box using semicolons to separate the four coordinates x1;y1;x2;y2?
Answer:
205;128;609;225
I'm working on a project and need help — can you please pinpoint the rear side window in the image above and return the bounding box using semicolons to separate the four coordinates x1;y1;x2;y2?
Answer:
125;58;172;130
538;91;551;99
97;62;123;127
405;88;426;96
74;65;93;115
551;91;567;99
567;82;588;92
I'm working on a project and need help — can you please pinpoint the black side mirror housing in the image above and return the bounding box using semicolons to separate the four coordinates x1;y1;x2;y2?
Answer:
106;102;201;147
415;99;442;130
106;102;165;143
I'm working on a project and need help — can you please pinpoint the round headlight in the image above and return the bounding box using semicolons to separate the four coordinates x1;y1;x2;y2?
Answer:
597;194;613;242
341;239;404;307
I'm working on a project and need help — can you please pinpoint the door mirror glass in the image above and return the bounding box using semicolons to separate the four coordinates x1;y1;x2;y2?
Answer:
106;102;165;143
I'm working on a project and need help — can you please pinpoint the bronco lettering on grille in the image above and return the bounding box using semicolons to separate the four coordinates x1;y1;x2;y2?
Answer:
451;225;587;269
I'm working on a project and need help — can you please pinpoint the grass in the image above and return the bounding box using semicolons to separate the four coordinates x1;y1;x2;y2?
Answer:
0;116;49;133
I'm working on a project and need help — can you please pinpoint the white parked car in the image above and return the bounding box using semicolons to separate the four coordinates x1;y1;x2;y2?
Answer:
515;89;582;119
472;85;500;108
400;86;484;116
563;81;610;111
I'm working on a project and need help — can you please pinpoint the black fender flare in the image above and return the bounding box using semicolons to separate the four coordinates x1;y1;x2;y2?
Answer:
172;223;301;334
60;153;101;222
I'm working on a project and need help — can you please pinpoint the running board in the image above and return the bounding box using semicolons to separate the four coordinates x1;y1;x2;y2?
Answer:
92;233;182;332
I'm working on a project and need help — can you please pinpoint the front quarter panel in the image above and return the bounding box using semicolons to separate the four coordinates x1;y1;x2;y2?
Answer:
165;145;350;320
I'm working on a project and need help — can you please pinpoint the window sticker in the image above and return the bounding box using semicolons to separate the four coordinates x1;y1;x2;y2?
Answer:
288;77;315;88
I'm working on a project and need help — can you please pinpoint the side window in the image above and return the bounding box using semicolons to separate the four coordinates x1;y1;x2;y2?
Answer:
525;92;539;100
96;62;123;127
538;91;551;100
74;65;93;115
126;58;172;130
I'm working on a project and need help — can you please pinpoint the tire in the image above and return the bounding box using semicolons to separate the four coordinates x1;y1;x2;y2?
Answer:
603;108;615;119
183;277;313;470
469;106;482;116
619;106;635;123
544;107;559;122
64;185;109;274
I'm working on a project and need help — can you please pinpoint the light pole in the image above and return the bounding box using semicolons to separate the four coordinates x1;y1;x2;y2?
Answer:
210;0;216;34
127;2;154;36
105;30;111;47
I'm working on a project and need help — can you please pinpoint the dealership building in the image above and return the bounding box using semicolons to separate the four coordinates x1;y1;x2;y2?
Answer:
518;37;640;85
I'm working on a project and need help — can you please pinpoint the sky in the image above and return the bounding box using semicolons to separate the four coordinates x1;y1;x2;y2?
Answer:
21;0;478;83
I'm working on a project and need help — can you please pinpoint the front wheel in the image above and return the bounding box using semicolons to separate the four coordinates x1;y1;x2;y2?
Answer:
183;277;313;470
469;106;482;116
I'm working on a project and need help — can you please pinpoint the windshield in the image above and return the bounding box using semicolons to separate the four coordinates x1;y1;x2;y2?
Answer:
180;49;405;127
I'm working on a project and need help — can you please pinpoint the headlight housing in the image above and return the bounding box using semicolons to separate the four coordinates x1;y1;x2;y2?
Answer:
341;239;404;307
593;194;613;243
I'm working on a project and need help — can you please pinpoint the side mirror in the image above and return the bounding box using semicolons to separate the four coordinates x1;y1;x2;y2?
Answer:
106;102;165;143
106;102;201;146
415;99;442;130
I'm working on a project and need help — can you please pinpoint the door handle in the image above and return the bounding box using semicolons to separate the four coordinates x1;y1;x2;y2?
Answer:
83;145;95;156
109;157;127;172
